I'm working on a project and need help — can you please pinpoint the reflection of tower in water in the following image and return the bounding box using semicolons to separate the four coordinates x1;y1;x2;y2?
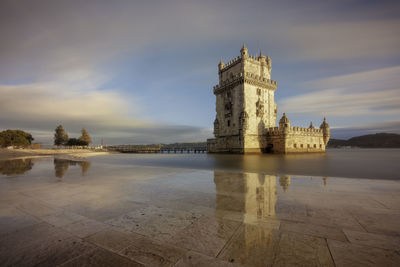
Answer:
279;175;291;192
214;171;277;222
214;171;278;262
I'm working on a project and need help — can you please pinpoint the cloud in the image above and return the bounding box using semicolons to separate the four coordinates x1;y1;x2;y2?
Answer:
287;19;400;61
279;66;400;117
1;0;399;144
0;68;212;144
2;0;398;82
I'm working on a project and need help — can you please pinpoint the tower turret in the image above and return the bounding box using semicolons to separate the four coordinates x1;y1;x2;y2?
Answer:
279;113;290;129
309;122;314;129
258;51;266;63
240;44;248;58
218;59;224;71
319;117;330;145
266;56;271;71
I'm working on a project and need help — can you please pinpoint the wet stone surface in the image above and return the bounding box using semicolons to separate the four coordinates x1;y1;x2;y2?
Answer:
0;157;400;266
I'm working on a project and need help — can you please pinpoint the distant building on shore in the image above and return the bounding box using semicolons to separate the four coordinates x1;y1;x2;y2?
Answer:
207;45;330;153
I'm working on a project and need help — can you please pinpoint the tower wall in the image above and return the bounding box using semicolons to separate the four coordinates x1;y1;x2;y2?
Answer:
266;127;326;153
215;84;243;137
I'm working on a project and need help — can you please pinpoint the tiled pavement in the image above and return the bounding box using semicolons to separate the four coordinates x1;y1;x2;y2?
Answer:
1;162;400;266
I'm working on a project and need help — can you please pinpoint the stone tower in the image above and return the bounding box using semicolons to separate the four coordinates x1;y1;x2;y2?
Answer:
207;45;329;154
211;44;278;153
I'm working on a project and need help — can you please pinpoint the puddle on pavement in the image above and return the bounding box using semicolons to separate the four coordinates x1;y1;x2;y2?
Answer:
0;157;399;266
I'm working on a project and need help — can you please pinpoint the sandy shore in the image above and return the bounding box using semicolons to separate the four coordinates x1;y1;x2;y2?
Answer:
0;148;109;160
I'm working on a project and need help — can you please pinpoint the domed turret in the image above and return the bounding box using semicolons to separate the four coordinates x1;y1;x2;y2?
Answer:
218;59;224;71
279;113;290;128
240;44;248;58
258;51;266;62
319;117;330;146
319;117;329;129
266;55;271;70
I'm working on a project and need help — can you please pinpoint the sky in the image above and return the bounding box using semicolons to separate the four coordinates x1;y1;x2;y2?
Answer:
0;0;399;144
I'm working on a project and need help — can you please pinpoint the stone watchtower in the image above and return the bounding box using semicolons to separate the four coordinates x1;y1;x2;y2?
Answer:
207;45;329;153
209;44;278;153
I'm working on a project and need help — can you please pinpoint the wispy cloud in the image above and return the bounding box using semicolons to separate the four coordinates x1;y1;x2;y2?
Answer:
287;19;400;61
279;66;400;117
0;68;212;144
1;0;399;143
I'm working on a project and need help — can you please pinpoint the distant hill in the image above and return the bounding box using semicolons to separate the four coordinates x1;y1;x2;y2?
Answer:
328;133;400;148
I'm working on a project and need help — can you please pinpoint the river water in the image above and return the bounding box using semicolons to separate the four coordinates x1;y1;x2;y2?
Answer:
0;149;399;265
94;148;400;180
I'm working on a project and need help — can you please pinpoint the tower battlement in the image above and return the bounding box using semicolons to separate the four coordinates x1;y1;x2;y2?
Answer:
219;53;271;73
213;72;277;94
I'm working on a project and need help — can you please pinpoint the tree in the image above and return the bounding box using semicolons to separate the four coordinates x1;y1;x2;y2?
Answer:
54;125;69;146
0;130;34;148
66;138;87;146
79;128;92;145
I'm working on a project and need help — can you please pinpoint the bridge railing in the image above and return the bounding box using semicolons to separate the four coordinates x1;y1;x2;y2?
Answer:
105;144;207;153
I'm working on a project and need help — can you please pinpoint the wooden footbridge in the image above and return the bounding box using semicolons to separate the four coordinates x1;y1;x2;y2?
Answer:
105;143;207;154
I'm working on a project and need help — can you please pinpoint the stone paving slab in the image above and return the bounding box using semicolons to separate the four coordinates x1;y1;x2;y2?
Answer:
328;239;400;267
343;229;400;251
217;224;280;266
64;198;147;222
85;228;136;253
0;222;68;257
273;232;334;267
280;221;348;242
60;247;143;267
350;207;400;236
105;205;202;243
175;251;236;266
0;206;40;236
120;234;186;266
40;210;87;227
61;217;109;238
169;215;241;257
1;230;95;266
85;228;187;266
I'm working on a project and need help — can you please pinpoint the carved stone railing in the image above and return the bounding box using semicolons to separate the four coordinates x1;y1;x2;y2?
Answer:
213;72;277;94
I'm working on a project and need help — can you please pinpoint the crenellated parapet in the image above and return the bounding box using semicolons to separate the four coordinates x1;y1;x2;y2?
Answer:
219;56;241;73
243;72;277;89
266;126;323;137
213;72;277;94
219;54;272;73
